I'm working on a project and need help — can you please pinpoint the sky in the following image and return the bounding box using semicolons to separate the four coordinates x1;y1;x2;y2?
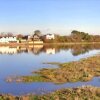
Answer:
0;0;100;35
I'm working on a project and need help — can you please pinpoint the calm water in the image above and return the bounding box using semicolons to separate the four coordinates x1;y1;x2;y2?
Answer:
0;44;100;95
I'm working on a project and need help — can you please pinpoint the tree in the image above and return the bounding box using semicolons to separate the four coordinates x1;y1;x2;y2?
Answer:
34;30;41;36
71;30;91;42
71;30;80;35
7;33;13;37
17;34;23;40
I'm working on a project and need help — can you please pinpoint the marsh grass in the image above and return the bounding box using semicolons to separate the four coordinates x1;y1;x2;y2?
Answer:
16;55;100;84
0;86;100;100
6;55;100;84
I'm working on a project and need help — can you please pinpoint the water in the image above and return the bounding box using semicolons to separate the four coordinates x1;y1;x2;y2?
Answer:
0;44;100;95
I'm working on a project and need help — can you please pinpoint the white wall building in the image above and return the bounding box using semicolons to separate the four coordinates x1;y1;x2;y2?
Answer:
46;34;55;39
0;37;17;43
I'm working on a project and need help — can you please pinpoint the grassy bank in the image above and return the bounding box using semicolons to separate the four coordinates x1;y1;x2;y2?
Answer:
0;86;100;100
1;42;100;46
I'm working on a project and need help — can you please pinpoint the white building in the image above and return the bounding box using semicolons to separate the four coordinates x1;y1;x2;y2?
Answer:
45;34;55;39
0;36;17;43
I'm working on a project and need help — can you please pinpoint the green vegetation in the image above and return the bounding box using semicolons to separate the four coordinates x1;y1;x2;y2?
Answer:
21;75;49;82
50;30;100;43
0;86;100;100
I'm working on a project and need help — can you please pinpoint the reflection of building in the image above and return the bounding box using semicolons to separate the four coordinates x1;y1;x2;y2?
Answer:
0;47;17;54
0;46;57;55
31;45;43;54
20;47;28;53
46;48;55;54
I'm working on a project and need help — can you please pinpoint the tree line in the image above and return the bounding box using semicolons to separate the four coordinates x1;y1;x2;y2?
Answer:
54;30;100;43
0;30;100;43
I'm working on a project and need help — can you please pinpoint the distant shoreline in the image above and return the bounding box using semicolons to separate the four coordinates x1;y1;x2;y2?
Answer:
0;42;100;46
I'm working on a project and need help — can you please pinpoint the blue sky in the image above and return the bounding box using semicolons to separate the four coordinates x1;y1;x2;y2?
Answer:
0;0;100;35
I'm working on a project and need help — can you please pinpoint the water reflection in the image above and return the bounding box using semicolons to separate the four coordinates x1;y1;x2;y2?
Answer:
0;44;100;55
0;46;17;54
0;44;100;95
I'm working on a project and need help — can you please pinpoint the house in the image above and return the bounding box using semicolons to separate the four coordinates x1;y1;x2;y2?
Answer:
19;35;29;43
20;39;27;43
33;34;41;41
45;34;55;40
22;35;29;40
27;35;33;41
0;36;17;43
